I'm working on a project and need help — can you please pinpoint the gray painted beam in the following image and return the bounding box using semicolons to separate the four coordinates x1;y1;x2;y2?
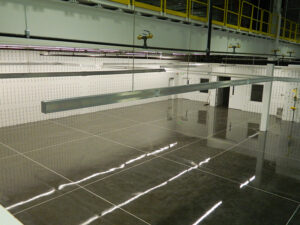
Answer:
0;69;166;79
41;77;273;113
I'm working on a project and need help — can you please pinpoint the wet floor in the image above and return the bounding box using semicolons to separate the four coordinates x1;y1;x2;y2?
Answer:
0;99;299;225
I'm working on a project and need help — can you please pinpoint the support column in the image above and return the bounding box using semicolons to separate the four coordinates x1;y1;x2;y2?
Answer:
260;64;275;131
209;74;218;107
254;132;267;187
273;0;282;50
206;0;213;56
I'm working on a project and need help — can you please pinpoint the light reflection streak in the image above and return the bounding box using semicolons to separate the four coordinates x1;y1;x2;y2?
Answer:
58;142;177;190
5;142;177;211
80;215;100;225
191;201;223;225
99;158;211;218
240;175;256;189
6;189;56;210
81;157;211;224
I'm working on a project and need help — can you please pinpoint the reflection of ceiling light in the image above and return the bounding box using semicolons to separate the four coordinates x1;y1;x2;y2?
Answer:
192;201;223;225
99;157;211;217
6;189;56;210
240;175;256;189
80;215;100;225
58;142;177;190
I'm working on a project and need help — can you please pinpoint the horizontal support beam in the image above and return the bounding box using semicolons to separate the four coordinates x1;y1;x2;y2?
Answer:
0;69;166;79
42;77;273;113
274;77;300;82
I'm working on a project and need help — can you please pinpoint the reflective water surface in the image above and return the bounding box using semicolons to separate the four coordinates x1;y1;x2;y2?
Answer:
0;99;299;225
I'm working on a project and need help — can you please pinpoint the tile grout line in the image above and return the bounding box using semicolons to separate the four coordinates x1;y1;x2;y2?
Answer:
1;103;284;220
0;101;292;220
81;139;202;188
1;118;146;161
286;204;300;225
14;138;201;217
0;136;93;161
103;109;261;141
160;155;300;204
0;140;151;225
7;114;201;217
55;118;300;205
52;114;300;204
7;118;202;220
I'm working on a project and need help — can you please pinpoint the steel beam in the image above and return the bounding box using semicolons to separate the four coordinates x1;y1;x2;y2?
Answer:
41;77;273;113
0;69;166;79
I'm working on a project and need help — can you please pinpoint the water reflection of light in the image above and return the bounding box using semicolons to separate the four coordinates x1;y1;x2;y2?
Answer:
6;143;178;211
240;175;256;189
80;215;100;225
6;189;56;210
191;201;223;225
58;142;177;190
80;157;211;224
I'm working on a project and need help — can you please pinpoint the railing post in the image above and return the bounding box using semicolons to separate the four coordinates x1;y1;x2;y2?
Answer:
250;4;254;31
224;0;228;26
260;10;263;32
237;0;241;29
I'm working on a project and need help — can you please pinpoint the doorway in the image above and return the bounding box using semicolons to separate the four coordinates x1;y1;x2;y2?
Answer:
217;76;231;108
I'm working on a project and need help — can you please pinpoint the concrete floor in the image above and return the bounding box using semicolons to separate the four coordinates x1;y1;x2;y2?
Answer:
0;99;299;225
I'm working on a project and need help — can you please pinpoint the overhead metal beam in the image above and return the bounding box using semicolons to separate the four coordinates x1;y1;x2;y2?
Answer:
274;77;300;82
41;77;273;113
0;69;166;79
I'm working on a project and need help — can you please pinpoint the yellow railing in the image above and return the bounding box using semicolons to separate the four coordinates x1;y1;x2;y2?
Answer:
110;0;130;5
110;0;300;44
133;0;162;12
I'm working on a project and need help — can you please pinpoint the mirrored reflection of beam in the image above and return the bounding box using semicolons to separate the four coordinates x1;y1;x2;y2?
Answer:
0;69;166;79
42;77;273;113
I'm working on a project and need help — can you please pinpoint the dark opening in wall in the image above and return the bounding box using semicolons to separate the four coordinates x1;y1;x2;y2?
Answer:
200;78;209;93
250;84;264;102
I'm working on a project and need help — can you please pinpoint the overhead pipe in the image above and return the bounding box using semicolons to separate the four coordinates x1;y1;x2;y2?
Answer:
0;32;295;59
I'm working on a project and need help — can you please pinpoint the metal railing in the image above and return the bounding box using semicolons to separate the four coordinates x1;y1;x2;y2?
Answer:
109;0;300;44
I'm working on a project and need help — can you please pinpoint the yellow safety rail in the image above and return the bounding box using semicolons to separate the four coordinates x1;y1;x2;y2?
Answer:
226;0;240;29
133;0;163;12
110;0;130;5
212;1;226;26
107;0;300;44
164;0;189;18
189;0;208;22
297;25;300;43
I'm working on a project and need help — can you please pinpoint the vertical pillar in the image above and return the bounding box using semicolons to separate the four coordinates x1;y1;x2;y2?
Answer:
206;0;213;56
254;132;267;187
209;74;218;107
273;0;282;49
260;64;275;131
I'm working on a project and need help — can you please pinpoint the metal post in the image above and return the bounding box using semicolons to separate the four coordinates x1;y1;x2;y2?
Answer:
260;64;274;131
206;0;213;57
